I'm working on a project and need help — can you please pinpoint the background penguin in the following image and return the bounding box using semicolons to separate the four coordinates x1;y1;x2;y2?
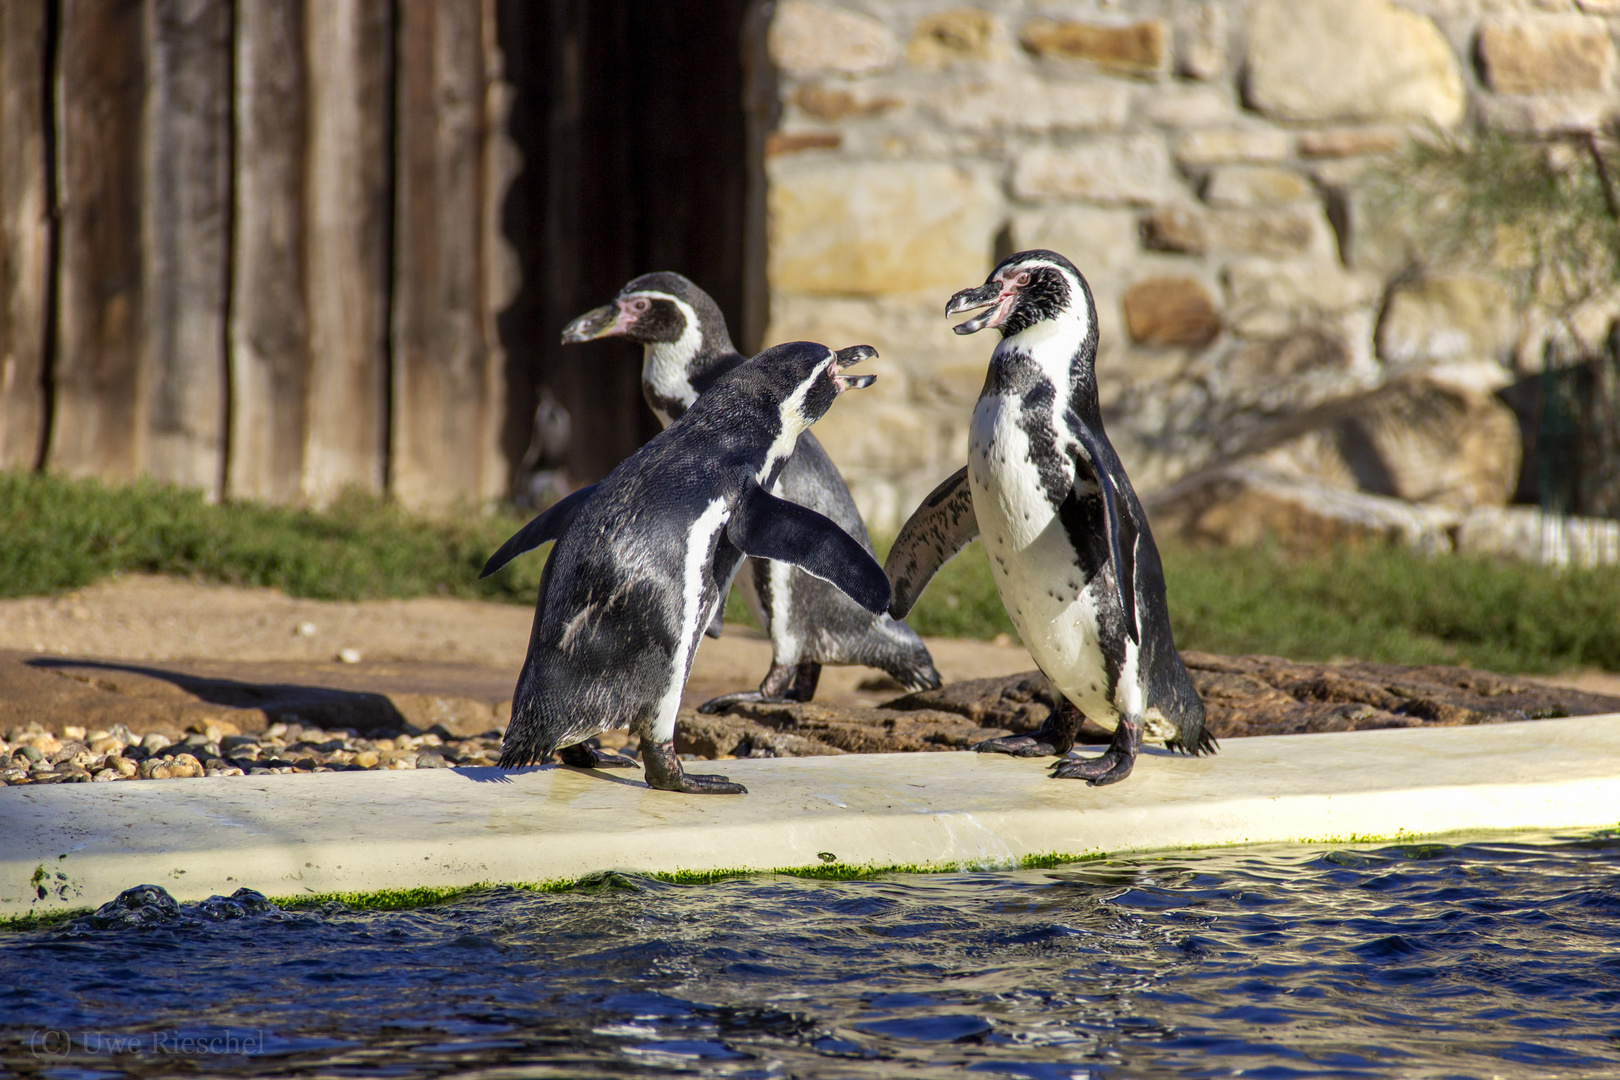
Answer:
488;341;890;794
884;250;1213;786
555;272;939;707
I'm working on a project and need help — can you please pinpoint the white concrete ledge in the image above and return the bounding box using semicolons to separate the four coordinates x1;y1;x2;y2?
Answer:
4;715;1618;920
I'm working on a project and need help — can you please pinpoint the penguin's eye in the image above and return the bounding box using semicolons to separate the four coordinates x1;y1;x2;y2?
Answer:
1015;272;1032;287
630;298;650;313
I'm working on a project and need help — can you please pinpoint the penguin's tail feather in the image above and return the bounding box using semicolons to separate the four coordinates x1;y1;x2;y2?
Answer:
498;721;558;769
1166;727;1218;757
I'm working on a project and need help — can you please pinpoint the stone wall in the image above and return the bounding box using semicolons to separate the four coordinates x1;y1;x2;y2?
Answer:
755;0;1620;535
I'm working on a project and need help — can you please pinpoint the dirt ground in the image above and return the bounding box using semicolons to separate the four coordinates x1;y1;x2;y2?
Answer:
0;574;1034;736
0;573;1614;740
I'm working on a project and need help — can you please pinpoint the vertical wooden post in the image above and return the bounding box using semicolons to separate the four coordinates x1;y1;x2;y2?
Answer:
141;0;232;498
51;0;146;482
392;0;506;511
303;0;392;502
480;0;517;504
0;1;51;471
227;0;308;503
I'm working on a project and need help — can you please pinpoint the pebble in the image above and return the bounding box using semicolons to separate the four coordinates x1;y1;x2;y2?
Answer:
0;721;535;785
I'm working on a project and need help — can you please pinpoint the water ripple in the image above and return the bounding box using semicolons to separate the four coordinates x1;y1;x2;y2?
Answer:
1;831;1618;1077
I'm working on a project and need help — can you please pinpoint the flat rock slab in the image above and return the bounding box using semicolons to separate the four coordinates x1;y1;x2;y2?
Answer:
4;715;1617;919
688;653;1620;756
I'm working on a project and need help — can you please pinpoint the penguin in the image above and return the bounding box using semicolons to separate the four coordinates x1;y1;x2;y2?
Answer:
488;341;890;794
884;250;1213;786
552;272;939;706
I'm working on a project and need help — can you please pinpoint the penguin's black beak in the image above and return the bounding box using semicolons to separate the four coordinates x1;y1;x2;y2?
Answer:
831;345;877;393
946;279;1016;335
560;303;626;344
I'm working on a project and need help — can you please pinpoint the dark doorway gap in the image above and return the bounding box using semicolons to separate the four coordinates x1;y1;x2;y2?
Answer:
495;0;753;498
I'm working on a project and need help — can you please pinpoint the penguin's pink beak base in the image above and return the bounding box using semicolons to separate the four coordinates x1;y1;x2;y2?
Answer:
946;280;1017;335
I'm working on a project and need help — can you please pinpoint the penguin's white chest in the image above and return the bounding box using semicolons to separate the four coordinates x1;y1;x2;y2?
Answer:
969;393;1125;722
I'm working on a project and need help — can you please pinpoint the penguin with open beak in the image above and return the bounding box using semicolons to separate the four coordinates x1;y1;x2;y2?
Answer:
886;250;1212;786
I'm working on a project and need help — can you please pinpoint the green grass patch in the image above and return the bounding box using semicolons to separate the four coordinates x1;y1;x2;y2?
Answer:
889;536;1620;675
0;470;546;603
4;470;1620;674
1157;539;1620;675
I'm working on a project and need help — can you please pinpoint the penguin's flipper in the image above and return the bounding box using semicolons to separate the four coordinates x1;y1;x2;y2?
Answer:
479;484;599;579
1062;410;1138;645
726;479;891;616
883;466;978;619
704;548;745;639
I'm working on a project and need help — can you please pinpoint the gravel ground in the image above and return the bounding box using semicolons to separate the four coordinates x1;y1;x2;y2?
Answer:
0;718;516;785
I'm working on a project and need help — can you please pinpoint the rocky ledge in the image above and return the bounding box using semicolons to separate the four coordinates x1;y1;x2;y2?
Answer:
675;652;1620;758
3;652;1614;785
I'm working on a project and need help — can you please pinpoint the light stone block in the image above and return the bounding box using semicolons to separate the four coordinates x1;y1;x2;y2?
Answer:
1138;84;1235;127
769;1;899;77
1297;128;1403;158
1173;129;1290;166
1478;18;1615;94
935;71;1129;132
908;8;1004;65
767;159;1003;295
1377;275;1519;367
1177;1;1227;81
1011;135;1176;205
1246;0;1465;127
1205;208;1331;259
1223;260;1382;336
1477;92;1613;133
1203;165;1313;207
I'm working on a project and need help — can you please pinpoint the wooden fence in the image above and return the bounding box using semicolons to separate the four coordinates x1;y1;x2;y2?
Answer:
0;0;753;511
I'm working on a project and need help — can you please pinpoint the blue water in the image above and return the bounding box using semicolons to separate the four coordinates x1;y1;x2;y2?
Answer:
2;832;1618;1078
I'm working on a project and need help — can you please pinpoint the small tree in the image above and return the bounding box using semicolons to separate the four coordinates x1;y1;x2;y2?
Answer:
1374;129;1620;519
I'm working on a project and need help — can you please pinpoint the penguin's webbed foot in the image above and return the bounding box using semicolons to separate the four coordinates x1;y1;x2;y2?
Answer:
973;733;1060;757
696;690;765;714
557;742;638;769
698;660;821;713
1049;749;1136;786
1049;713;1142;786
641;739;748;795
651;770;749;795
975;699;1083;758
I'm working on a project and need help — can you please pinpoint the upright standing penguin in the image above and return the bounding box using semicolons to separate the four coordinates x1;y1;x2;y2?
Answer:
492;341;891;794
884;250;1213;786
551;272;939;706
